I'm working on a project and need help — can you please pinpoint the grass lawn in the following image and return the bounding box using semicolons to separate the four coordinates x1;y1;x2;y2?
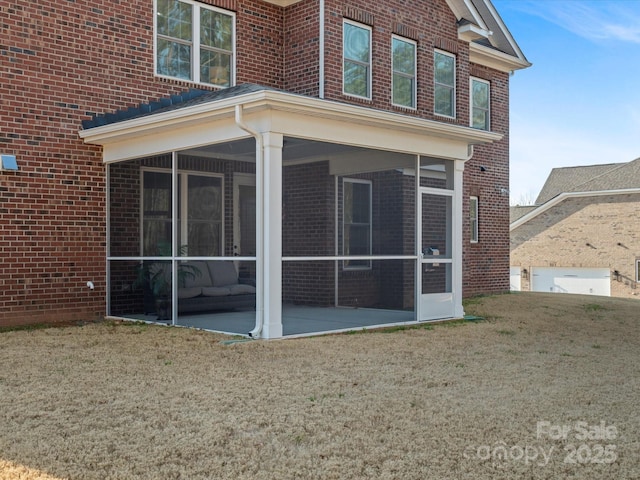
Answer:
0;292;638;479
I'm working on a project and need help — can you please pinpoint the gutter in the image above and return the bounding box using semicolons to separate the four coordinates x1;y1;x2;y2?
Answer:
319;0;325;99
234;104;264;338
510;188;640;231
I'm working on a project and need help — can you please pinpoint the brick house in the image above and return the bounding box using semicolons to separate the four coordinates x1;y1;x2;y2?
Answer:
1;0;529;337
510;158;640;298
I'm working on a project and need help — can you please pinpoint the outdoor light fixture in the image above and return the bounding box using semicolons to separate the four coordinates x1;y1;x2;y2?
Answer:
613;270;621;282
0;154;18;171
522;268;529;280
479;165;487;172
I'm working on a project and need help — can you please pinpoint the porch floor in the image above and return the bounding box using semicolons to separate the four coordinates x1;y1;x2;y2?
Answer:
140;305;416;337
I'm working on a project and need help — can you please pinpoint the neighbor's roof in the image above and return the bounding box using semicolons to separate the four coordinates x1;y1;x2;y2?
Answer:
509;205;537;223
512;157;640;230
536;162;626;204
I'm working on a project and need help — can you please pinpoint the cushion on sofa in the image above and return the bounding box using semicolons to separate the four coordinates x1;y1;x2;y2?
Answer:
177;287;203;299
182;261;213;288
201;286;233;297
210;261;239;287
228;284;257;295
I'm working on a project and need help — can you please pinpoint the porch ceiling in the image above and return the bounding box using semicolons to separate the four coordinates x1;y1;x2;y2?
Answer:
181;137;366;163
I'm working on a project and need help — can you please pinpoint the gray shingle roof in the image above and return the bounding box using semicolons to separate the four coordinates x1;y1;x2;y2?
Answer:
82;83;280;130
570;157;640;193
535;162;625;204
510;205;537;223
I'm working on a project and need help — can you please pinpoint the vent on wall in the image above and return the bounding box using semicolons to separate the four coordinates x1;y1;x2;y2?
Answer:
0;154;18;171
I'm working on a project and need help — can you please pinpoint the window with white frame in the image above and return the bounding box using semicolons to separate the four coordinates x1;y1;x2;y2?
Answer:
434;50;455;117
343;179;372;269
471;77;490;130
392;36;417;109
155;0;235;87
470;196;479;243
142;170;223;256
343;20;371;99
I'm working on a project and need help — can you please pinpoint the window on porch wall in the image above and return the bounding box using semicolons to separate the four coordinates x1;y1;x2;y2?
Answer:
142;170;222;256
343;178;372;269
281;152;415;313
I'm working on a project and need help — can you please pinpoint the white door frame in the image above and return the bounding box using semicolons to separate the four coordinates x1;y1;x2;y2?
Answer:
416;158;464;321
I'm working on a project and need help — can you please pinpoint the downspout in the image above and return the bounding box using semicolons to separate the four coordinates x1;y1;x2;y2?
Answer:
319;0;325;99
235;104;264;338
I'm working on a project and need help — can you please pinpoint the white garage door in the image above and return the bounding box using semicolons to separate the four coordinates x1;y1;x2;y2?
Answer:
531;267;610;296
510;267;521;291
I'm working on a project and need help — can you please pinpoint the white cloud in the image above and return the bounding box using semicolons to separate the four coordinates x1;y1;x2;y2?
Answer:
509;0;640;44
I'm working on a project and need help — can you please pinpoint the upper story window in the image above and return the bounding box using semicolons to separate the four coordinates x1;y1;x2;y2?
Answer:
470;196;479;243
471;77;490;130
343;20;372;99
392;36;417;109
343;178;372;269
155;0;235;87
434;50;455;117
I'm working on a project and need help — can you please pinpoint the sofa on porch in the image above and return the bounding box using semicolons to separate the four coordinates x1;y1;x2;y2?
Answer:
177;260;256;314
143;260;256;315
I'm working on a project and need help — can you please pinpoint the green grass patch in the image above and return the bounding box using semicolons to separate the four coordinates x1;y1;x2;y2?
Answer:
584;303;607;312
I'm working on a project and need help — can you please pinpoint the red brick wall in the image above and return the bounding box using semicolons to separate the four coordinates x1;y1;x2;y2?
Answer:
283;0;320;96
463;66;511;297
0;0;284;326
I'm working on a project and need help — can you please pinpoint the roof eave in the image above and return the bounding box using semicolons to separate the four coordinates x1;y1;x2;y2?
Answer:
510;188;640;231
79;90;502;147
469;42;531;73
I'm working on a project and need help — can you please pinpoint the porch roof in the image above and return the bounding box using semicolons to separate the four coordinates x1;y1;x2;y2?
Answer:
79;84;502;164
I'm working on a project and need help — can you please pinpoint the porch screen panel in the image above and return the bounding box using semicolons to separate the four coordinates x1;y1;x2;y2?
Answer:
182;174;222;256
421;193;452;259
143;171;172;256
239;184;256;256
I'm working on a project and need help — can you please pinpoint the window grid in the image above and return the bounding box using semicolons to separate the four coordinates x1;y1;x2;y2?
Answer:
343;20;372;99
155;0;235;87
392;36;417;109
434;50;456;118
470;77;490;130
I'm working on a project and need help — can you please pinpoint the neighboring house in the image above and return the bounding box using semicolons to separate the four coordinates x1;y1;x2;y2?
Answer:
511;158;640;298
1;0;529;337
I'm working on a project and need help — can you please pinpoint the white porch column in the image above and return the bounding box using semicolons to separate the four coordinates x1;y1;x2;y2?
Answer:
261;132;284;338
453;160;465;318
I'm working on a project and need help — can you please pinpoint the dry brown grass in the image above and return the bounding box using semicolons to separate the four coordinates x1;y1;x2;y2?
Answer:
1;292;638;479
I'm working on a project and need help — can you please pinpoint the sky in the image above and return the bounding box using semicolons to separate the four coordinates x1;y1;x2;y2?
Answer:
491;0;640;205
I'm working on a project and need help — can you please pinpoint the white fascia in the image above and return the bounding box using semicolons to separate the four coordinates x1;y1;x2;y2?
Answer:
469;42;531;73
510;188;640;231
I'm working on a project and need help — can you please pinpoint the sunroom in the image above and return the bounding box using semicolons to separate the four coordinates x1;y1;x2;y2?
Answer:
80;85;500;338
